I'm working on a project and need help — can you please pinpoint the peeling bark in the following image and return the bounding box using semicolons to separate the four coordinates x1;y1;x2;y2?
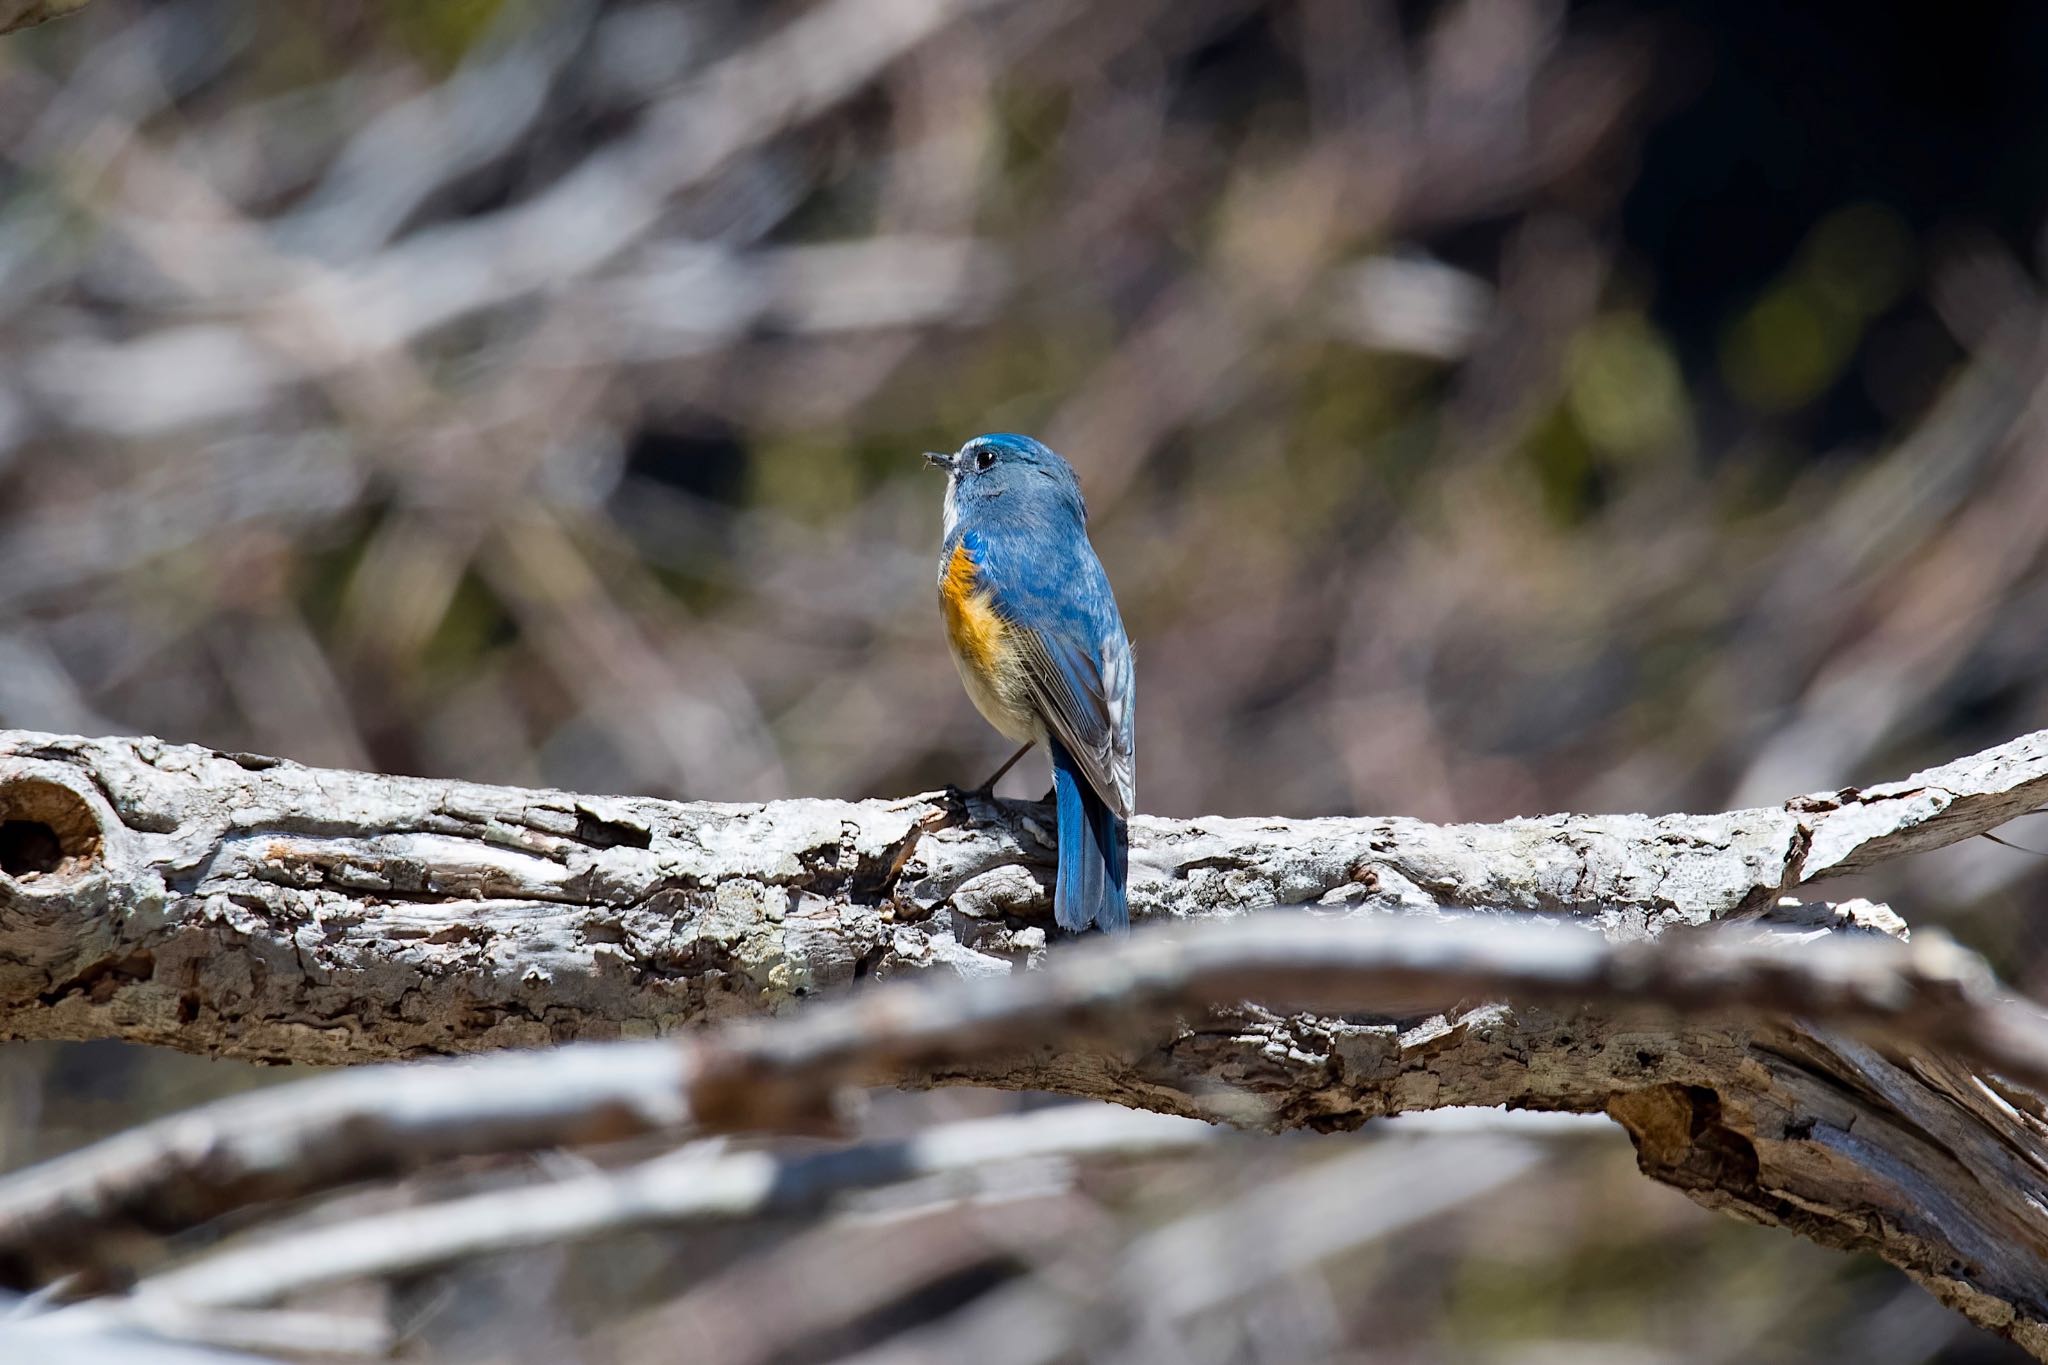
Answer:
4;728;2048;1353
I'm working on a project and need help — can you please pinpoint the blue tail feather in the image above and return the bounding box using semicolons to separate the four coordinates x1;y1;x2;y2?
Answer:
1050;737;1129;934
1098;796;1128;934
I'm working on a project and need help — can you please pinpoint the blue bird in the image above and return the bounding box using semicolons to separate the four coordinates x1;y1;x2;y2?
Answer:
925;434;1135;934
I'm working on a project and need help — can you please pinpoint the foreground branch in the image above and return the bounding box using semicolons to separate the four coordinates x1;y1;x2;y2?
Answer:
6;914;2048;1354
6;729;2048;1351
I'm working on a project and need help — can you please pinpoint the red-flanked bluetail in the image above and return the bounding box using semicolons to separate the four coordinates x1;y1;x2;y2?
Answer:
926;434;1134;934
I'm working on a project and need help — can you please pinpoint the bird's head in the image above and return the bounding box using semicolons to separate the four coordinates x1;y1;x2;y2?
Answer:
924;433;1088;530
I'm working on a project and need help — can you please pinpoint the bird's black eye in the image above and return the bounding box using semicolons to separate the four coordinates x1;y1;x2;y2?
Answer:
974;445;997;472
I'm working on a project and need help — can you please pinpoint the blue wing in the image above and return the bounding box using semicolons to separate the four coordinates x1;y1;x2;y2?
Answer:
973;528;1135;819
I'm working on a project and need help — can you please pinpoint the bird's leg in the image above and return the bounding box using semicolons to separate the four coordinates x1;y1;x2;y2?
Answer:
972;742;1034;797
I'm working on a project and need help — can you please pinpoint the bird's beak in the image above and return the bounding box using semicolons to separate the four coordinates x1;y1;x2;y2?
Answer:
924;450;956;472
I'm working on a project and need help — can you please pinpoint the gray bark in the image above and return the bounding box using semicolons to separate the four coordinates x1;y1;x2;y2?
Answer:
4;727;2048;1353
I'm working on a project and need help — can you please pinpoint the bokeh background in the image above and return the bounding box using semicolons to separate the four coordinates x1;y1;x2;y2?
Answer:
3;0;2048;1360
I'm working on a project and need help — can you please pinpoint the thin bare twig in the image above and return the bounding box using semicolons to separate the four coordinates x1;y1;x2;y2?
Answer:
120;1106;1217;1310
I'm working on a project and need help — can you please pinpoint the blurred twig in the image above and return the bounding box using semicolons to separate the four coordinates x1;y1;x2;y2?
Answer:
0;0;88;37
832;1134;1551;1365
119;1106;1215;1311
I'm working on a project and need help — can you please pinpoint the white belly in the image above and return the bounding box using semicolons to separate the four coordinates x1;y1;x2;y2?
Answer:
948;637;1042;745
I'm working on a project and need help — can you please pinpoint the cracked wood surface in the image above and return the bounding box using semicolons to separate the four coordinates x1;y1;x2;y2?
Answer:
4;727;2048;1353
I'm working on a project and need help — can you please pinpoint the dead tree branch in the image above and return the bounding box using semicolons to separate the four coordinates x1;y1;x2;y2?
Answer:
2;727;2044;1062
3;888;2048;1349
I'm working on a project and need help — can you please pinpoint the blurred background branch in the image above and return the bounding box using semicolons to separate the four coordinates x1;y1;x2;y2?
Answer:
0;0;88;38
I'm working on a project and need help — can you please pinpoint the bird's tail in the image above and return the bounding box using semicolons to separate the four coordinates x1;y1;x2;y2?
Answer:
1050;736;1128;934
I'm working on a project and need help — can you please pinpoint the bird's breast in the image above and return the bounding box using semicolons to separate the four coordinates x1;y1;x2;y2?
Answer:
939;540;1000;668
938;539;1038;742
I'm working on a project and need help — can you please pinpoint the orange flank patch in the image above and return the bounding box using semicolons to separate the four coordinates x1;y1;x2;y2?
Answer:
940;540;1005;675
